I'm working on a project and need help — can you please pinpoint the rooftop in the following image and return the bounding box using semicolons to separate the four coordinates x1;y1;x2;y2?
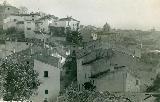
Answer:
34;53;59;68
11;13;40;16
90;66;138;79
59;17;80;22
36;15;58;21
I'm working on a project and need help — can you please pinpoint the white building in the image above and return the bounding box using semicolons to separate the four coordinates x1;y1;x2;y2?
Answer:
3;13;41;31
24;20;36;38
3;14;23;30
57;17;80;31
35;15;58;34
31;54;61;102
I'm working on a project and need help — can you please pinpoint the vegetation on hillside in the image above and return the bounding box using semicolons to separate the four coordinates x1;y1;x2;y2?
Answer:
66;29;83;46
61;51;77;89
57;84;132;102
146;73;160;102
0;58;40;101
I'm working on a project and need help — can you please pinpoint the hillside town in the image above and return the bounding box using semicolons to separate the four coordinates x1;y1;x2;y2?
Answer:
0;1;160;102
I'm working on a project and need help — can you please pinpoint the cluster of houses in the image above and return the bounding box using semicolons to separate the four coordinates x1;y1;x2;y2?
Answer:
0;2;80;42
3;13;80;40
0;2;158;102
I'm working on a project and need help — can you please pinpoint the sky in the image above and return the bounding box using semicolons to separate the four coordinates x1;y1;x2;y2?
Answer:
0;0;160;30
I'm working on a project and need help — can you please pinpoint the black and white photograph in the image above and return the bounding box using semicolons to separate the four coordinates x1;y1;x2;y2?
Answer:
0;0;160;102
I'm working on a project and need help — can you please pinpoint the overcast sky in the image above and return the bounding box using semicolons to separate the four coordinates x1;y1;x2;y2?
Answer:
1;0;160;30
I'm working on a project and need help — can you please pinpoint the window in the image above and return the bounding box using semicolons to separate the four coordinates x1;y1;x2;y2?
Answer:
92;80;94;84
136;80;139;85
44;71;48;77
78;84;80;91
45;90;48;94
14;19;17;22
26;61;29;64
44;98;48;102
27;28;31;30
8;8;10;10
32;18;34;21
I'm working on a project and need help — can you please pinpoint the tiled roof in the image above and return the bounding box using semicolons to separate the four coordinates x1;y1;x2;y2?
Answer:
89;66;136;79
11;13;40;16
34;53;59;68
90;69;110;78
36;15;58;21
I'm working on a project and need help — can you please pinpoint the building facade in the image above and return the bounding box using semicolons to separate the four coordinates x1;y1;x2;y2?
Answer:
0;3;19;29
76;42;141;93
57;17;80;31
31;55;61;102
35;15;58;34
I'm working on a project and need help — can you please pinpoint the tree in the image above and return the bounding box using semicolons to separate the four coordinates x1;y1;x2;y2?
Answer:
57;84;132;102
0;59;40;101
62;51;77;88
146;73;160;102
66;28;83;46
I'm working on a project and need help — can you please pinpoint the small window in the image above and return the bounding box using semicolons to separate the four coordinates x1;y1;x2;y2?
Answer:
32;18;34;21
92;80;94;84
14;19;17;22
78;84;80;91
26;61;29;64
45;90;48;94
8;8;10;10
32;15;34;17
44;71;48;77
27;28;31;30
44;98;48;102
136;80;139;85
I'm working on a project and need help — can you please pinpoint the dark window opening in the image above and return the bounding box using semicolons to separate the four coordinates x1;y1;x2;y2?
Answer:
79;84;80;91
27;28;31;30
44;71;48;77
26;61;29;64
14;19;17;22
136;80;139;85
92;80;94;84
8;8;10;10
44;98;48;102
45;90;48;94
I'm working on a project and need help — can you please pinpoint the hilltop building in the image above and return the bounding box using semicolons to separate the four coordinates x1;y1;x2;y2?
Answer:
57;16;80;31
35;15;58;34
0;2;19;29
